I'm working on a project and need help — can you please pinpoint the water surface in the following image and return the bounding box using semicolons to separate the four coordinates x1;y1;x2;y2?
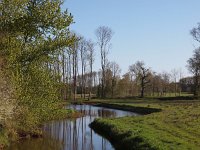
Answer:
8;104;138;150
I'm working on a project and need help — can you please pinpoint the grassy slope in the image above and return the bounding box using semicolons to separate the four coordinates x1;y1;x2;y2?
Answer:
90;99;200;150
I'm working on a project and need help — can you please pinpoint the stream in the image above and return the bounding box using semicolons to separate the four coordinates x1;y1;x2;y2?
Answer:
8;104;139;150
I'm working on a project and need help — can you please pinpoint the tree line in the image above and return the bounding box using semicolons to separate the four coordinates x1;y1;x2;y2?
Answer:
52;24;200;100
62;24;200;100
55;26;188;99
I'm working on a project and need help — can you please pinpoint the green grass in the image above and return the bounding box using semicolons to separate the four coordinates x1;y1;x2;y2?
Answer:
90;99;200;150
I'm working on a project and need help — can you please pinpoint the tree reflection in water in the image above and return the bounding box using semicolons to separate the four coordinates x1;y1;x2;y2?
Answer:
8;105;137;150
44;105;117;150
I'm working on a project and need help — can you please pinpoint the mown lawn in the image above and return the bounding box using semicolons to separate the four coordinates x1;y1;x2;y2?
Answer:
90;99;200;150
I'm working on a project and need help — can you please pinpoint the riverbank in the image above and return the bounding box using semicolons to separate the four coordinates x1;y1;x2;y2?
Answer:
90;99;200;150
0;102;76;149
6;104;136;150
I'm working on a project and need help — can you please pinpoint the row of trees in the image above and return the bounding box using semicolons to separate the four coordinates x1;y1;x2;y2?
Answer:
94;61;184;98
55;37;96;101
55;26;188;99
69;24;200;99
53;26;114;100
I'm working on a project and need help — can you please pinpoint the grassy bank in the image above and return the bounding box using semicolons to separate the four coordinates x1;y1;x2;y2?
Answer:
90;99;200;150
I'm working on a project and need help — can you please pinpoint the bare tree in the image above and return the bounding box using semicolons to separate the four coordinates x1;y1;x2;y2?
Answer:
79;38;87;98
171;69;179;96
95;26;113;98
129;61;151;98
97;70;102;98
71;41;79;101
109;61;121;98
66;47;73;100
189;23;200;97
191;23;200;43
61;48;67;100
128;67;136;96
87;40;95;100
187;48;200;97
178;68;184;96
161;72;170;96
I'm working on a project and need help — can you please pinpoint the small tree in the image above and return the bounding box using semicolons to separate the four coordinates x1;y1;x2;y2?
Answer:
171;69;179;96
109;61;121;98
129;61;151;98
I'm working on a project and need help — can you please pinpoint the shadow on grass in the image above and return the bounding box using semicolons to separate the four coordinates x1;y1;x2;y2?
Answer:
157;96;195;101
90;119;156;150
94;103;162;115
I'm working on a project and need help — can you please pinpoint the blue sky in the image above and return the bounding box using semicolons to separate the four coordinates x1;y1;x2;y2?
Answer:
63;0;200;76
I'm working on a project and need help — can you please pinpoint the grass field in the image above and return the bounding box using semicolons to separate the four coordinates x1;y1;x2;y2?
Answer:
90;98;200;150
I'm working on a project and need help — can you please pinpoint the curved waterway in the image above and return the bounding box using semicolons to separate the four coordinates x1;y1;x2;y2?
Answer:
8;104;139;150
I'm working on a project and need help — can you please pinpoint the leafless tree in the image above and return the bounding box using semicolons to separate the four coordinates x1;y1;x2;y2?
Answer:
61;48;67;100
189;23;200;97
79;38;87;98
66;47;72;100
129;61;151;98
187;48;200;97
191;23;200;43
171;69;179;96
71;41;79;101
161;72;170;96
178;68;184;96
86;40;95;100
95;26;113;98
109;61;121;98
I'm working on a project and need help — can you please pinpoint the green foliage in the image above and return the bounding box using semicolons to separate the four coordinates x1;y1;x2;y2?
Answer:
0;129;9;148
0;0;75;139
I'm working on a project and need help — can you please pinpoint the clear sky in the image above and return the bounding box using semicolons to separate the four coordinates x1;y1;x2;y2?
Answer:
63;0;200;76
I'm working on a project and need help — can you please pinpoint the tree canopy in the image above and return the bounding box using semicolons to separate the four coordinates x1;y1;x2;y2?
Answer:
0;0;75;133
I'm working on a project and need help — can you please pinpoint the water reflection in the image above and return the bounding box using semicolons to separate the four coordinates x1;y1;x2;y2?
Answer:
8;105;138;150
